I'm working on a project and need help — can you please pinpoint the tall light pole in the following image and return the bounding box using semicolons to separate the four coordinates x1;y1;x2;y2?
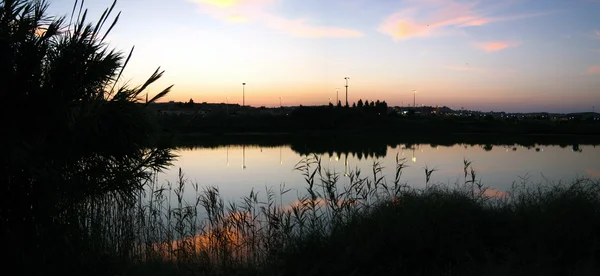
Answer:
279;97;282;108
336;88;339;104
242;82;246;107
413;90;416;108
344;77;350;106
226;97;229;116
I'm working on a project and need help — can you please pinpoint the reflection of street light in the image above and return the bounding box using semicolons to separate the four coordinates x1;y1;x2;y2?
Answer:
226;145;229;166
242;145;246;169
412;148;416;163
280;147;282;164
344;154;349;176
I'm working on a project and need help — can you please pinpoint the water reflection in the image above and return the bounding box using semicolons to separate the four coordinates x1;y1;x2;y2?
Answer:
164;140;600;206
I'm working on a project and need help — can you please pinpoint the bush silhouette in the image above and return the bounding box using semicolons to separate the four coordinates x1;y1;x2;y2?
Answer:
0;0;174;274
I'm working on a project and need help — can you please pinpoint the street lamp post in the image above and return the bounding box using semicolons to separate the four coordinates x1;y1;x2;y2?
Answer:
413;90;416;108
279;97;282;108
242;82;246;106
336;88;339;104
344;77;350;106
226;97;229;115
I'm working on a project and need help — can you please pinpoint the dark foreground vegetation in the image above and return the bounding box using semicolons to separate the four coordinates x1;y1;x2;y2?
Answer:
18;155;600;276
3;1;600;275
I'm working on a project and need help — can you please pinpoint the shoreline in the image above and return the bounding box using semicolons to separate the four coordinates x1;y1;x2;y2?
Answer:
168;132;600;149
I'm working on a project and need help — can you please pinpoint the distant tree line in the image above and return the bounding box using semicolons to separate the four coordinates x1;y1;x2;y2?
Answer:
326;98;389;114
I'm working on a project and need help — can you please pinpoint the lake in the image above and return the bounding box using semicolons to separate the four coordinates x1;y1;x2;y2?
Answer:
156;138;600;207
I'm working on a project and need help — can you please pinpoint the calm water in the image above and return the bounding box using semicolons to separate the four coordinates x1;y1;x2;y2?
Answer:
157;143;600;205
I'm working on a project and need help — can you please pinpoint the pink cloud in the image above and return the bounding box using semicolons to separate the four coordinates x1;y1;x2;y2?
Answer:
189;0;363;38
475;41;519;52
261;14;363;38
587;65;600;75
378;0;550;40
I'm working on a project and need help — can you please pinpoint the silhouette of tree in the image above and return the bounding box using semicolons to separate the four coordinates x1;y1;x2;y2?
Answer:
337;100;342;108
378;100;388;114
1;0;174;273
185;98;195;107
357;99;364;108
352;102;357;108
364;100;370;108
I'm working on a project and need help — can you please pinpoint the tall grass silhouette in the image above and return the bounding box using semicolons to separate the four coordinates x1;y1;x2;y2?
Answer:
1;0;174;274
66;155;600;276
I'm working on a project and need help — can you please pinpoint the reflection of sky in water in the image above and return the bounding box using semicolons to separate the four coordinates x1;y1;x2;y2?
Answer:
157;144;600;206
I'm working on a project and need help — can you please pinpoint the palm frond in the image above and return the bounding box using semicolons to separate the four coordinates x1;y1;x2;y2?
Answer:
146;84;173;105
101;11;119;42
135;67;164;98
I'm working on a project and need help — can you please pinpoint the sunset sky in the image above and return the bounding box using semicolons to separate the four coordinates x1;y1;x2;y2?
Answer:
47;0;600;112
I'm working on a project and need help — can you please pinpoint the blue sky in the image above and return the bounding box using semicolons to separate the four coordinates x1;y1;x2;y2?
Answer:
46;0;600;112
